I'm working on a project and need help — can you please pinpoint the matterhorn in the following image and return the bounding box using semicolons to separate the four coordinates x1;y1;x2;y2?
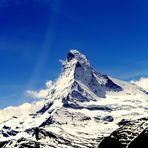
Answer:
0;50;148;148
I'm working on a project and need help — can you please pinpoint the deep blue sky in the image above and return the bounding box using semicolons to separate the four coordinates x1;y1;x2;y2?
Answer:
0;0;148;108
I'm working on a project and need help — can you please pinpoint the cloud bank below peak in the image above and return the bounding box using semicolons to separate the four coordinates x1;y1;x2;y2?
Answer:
0;101;43;123
131;77;148;92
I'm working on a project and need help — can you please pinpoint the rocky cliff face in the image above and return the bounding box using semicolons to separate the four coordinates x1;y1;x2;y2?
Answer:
99;118;148;148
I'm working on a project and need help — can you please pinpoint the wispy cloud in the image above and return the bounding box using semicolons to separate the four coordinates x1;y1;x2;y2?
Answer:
26;80;52;99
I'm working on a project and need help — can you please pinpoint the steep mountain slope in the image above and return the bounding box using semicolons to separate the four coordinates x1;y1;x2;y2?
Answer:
99;118;148;148
0;50;148;148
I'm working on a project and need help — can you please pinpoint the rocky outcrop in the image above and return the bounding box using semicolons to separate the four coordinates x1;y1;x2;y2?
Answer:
99;118;148;148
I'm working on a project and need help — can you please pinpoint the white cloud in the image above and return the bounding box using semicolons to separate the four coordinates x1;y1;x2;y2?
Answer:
131;77;148;91
26;90;48;99
0;80;53;122
59;59;66;65
45;80;52;88
0;101;43;123
26;80;52;99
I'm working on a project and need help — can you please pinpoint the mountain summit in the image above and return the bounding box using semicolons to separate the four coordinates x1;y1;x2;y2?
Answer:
64;49;122;97
67;49;89;65
0;50;148;148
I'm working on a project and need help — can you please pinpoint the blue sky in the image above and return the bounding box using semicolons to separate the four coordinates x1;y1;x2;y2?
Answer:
0;0;148;109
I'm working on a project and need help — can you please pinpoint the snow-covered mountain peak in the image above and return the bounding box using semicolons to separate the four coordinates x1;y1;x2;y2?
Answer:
0;49;148;148
62;50;90;78
69;50;121;86
67;49;90;66
55;50;123;105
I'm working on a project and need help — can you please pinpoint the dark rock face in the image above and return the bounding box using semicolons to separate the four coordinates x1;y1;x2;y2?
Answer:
17;137;41;148
67;51;76;62
103;116;114;122
0;141;8;147
1;128;72;148
95;116;114;123
118;119;131;127
62;100;83;109
98;118;148;148
25;127;58;140
67;49;123;99
39;117;53;127
128;127;148;148
3;125;11;130
105;77;122;92
67;49;88;63
70;90;89;102
2;130;18;137
87;105;112;112
74;62;122;98
99;136;123;148
0;126;19;138
37;102;53;114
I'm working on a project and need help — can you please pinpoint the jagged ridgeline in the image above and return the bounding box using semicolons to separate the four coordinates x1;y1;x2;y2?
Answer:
0;50;148;148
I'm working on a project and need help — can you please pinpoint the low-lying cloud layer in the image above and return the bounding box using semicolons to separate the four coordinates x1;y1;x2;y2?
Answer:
0;80;52;123
131;77;148;92
0;101;44;123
